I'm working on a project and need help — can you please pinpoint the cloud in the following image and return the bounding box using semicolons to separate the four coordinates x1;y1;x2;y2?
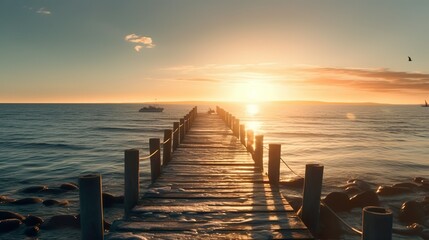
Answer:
125;34;155;51
36;7;51;15
299;67;429;92
175;78;221;83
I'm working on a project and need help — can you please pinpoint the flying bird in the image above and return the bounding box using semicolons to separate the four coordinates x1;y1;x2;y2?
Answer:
408;56;412;61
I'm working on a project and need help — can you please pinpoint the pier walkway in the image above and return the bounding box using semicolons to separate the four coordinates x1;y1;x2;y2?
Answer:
111;113;313;239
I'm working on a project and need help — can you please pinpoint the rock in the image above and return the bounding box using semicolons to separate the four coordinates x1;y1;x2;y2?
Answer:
0;219;22;233
23;215;44;226
349;190;379;208
43;199;69;207
279;177;304;188
323;192;350;212
20;185;48;193
346;179;372;191
344;186;362;195
41;188;67;194
399;201;425;224
0;195;16;203
393;223;424;235
392;183;419;189
41;215;80;229
11;197;43;205
376;186;413;196
413;177;428;184
101;193;124;207
285;196;302;212
24;226;40;237
60;183;79;191
0;211;25;221
104;220;111;230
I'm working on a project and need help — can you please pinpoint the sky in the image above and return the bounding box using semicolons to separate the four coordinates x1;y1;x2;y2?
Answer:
1;0;429;104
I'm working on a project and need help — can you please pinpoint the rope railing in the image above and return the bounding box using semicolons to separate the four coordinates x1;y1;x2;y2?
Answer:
139;148;159;161
320;200;363;235
162;137;171;145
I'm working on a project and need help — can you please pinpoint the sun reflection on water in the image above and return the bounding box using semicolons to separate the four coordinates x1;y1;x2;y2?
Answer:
246;104;259;116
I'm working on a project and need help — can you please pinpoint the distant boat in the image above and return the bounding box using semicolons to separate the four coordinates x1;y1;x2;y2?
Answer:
422;100;429;107
139;106;164;112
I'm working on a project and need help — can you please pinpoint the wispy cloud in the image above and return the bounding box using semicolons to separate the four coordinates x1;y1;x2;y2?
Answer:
298;67;429;92
36;7;51;15
175;78;221;83
125;34;155;52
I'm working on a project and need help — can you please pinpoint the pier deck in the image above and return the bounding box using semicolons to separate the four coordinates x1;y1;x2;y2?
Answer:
111;113;313;239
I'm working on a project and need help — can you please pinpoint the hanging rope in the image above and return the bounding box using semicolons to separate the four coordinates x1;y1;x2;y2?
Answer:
139;149;159;160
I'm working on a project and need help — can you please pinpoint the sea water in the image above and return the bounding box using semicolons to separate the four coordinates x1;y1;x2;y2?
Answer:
0;103;428;239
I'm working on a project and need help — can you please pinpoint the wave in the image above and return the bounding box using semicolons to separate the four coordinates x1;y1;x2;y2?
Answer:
91;126;163;133
1;142;90;151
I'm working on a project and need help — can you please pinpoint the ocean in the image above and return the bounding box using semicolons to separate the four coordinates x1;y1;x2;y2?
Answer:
0;103;428;239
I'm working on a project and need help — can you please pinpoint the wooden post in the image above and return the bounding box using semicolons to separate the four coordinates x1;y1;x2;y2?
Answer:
299;164;324;236
149;138;161;183
362;207;393;240
246;130;254;153
173;122;179;150
239;124;246;146
254;135;264;170
163;129;172;165
234;119;240;138
268;144;281;185
179;118;185;142
124;149;139;217
79;174;104;240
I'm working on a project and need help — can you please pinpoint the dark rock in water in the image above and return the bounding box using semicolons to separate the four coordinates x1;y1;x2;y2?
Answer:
21;185;48;193
399;200;425;224
392;182;419;189
319;204;342;239
324;192;350;212
393;223;424;236
41;188;67;194
349;190;379;208
24;226;40;237
104;220;111;230
421;229;429;239
60;183;79;191
285;196;302;212
43;199;69;207
23;215;44;226
114;195;124;203
0;219;22;233
0;211;25;221
344;186;362;195
101;193;124;206
279;177;304;188
413;177;428;184
11;197;43;205
0;195;16;203
376;185;413;196
41;215;80;229
346;179;372;191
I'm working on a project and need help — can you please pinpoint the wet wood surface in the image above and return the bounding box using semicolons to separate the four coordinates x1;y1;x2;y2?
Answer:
110;113;313;239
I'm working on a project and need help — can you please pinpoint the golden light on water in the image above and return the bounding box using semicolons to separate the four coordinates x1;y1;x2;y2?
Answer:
346;113;356;120
245;121;261;132
246;104;259;116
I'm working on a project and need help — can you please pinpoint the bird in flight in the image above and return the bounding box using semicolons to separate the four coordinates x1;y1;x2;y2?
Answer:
408;56;412;61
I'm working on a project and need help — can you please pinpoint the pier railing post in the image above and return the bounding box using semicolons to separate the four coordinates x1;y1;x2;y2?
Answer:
239;124;246;146
124;149;139;217
234;119;240;138
246;130;254;153
79;173;104;240
180;118;185;142
362;207;393;240
173;122;179;150
253;135;264;171
163;129;172;165
268;144;281;185
149;138;161;183
299;164;324;236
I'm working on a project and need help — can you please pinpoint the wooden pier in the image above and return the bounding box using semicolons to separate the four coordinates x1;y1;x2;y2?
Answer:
109;111;314;239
